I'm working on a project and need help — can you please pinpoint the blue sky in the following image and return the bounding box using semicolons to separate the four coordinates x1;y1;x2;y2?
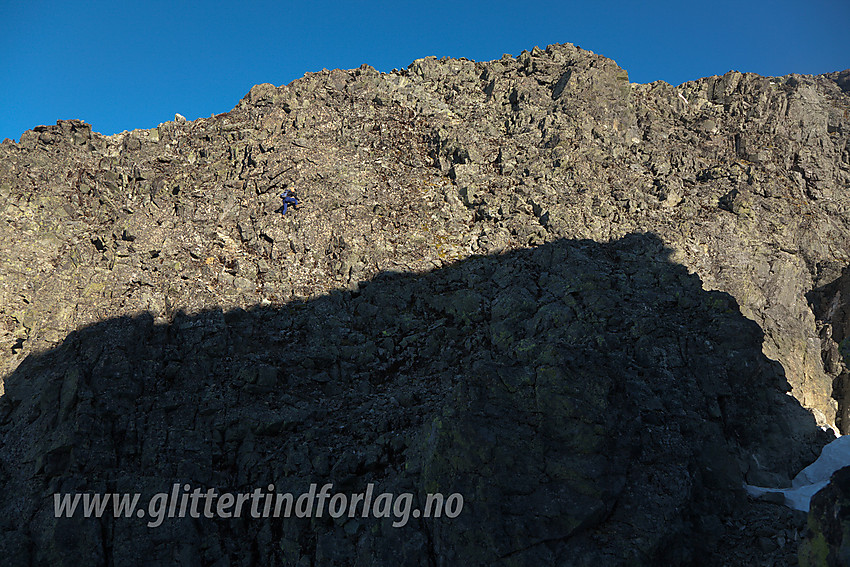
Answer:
1;1;847;141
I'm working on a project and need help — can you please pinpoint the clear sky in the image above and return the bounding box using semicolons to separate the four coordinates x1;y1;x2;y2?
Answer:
1;1;847;141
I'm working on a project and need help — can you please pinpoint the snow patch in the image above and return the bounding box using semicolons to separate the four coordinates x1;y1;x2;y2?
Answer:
745;435;850;512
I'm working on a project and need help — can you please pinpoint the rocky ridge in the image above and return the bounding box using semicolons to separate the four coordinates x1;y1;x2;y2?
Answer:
1;43;849;565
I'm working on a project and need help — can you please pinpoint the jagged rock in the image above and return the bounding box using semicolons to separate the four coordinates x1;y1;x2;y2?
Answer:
0;235;830;565
799;466;850;566
0;43;849;566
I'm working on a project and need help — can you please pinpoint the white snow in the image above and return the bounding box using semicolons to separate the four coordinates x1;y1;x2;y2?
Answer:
745;435;850;512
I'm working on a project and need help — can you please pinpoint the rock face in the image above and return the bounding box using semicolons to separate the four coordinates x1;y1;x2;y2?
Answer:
800;465;850;566
810;266;850;432
0;43;848;565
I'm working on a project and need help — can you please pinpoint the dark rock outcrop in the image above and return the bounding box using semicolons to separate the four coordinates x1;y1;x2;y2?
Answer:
810;266;850;432
800;465;850;566
1;43;849;565
0;235;826;565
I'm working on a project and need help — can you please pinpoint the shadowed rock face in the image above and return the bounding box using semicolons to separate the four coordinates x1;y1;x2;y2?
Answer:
810;267;850;432
800;465;850;567
0;235;828;565
0;43;848;564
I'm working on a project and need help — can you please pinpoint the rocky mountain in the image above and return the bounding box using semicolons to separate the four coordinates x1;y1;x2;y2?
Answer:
0;42;848;565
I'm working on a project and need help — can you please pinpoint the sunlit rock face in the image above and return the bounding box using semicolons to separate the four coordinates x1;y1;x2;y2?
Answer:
0;44;848;565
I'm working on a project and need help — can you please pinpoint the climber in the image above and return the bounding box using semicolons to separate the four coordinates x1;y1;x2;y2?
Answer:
278;190;298;215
